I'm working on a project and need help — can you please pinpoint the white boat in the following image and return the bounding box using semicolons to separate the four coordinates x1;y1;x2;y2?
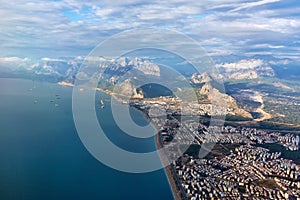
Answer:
100;99;104;108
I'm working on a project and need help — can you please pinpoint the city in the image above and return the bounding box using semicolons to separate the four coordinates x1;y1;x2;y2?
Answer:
131;96;300;200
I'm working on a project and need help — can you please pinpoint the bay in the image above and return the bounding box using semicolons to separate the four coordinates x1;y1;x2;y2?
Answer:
0;78;173;200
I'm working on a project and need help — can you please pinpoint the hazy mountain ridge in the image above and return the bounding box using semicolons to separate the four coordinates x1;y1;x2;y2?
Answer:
1;55;299;123
0;55;297;82
0;57;84;82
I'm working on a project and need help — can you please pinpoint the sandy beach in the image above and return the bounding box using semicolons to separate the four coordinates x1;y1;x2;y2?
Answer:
137;107;185;200
155;130;184;200
58;81;74;87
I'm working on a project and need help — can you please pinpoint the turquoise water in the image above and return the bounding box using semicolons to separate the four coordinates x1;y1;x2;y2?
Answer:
0;78;173;200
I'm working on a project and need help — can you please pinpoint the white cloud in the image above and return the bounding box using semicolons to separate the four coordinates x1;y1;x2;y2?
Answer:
229;0;281;12
216;59;265;70
41;58;65;62
0;57;30;62
0;0;298;61
0;57;31;71
268;45;285;49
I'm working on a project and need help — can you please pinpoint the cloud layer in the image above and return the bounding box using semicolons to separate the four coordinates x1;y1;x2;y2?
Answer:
0;0;299;60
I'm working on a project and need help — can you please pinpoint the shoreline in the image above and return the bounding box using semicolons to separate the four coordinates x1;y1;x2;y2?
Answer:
57;81;183;200
58;81;74;87
133;106;184;200
156;134;184;200
59;81;300;199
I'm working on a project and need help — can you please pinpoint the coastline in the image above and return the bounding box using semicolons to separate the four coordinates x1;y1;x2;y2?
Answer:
57;81;183;200
155;131;184;200
58;81;74;87
133;106;184;200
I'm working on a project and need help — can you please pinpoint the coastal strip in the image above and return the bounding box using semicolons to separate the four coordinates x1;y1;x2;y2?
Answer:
58;81;74;87
57;81;184;199
155;130;187;200
134;106;187;200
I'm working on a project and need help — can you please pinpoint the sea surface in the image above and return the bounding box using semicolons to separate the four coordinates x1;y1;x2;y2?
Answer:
0;78;173;200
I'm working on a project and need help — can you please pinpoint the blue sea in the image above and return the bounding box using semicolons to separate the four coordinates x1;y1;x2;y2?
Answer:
0;78;173;200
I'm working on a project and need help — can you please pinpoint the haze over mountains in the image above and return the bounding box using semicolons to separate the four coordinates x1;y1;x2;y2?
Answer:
0;55;298;82
1;55;299;124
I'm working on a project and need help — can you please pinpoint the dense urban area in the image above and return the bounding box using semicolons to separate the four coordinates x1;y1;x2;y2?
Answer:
131;96;300;200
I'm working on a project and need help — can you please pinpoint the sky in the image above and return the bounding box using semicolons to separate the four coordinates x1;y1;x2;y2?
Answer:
0;0;299;60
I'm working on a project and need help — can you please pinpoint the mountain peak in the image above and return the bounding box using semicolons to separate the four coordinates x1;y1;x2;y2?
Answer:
190;72;212;85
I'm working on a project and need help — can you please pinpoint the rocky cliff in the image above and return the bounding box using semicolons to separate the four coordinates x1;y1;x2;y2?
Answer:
191;72;253;119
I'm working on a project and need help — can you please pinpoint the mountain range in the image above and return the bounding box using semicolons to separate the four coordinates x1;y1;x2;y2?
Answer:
0;55;298;82
1;55;299;126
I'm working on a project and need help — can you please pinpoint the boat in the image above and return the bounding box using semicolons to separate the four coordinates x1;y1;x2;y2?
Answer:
100;99;104;108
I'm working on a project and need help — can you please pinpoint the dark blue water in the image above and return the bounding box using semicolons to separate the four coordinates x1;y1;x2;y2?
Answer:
0;78;173;200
